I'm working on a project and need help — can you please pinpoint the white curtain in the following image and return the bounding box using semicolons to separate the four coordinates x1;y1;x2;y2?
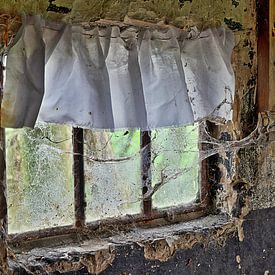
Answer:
1;16;235;130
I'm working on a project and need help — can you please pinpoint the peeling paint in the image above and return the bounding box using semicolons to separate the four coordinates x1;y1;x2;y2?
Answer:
224;18;243;31
11;215;237;272
42;248;116;274
11;242;116;274
142;224;236;262
232;0;240;8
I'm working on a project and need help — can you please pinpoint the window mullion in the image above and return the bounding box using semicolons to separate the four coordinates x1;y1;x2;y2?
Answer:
73;127;86;227
140;130;152;216
0;60;7;233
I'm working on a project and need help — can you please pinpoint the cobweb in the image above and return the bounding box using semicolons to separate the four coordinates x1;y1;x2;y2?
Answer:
5;109;275;233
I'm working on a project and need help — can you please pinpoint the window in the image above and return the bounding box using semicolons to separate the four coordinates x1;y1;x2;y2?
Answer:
5;122;208;238
1;16;234;241
6;124;74;233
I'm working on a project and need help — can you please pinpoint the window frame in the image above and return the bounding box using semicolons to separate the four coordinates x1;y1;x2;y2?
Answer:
257;0;275;113
0;36;210;244
4;124;210;244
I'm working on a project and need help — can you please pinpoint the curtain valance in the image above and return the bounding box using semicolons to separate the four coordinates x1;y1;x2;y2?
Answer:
1;16;235;130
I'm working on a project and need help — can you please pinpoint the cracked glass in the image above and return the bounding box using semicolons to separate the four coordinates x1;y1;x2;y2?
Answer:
84;129;142;221
6;123;74;234
151;124;200;209
6;123;201;233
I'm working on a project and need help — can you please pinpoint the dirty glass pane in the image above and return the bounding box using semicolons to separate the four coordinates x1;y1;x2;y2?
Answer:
6;123;74;234
151;124;199;209
84;130;142;221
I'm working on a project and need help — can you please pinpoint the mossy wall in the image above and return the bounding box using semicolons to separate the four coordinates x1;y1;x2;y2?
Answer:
0;0;250;29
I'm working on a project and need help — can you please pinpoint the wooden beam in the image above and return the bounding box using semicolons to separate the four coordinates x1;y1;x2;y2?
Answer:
0;58;8;274
73;128;86;228
141;131;152;216
270;0;275;111
257;0;270;112
257;0;275;112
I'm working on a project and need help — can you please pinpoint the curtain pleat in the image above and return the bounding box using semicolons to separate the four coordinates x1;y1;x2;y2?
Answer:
1;16;45;128
1;16;235;130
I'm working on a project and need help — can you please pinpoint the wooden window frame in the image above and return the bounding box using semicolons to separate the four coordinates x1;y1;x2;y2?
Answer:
0;24;210;244
7;0;274;246
257;0;275;113
4;125;210;245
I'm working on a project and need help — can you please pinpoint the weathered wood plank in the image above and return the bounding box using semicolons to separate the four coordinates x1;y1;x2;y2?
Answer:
257;0;270;112
0;58;8;274
270;0;275;111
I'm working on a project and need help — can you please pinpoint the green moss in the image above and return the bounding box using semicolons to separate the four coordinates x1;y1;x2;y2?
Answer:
127;8;158;22
55;0;74;9
102;0;131;21
0;0;48;16
0;0;254;49
0;0;252;26
68;0;105;22
127;0;184;23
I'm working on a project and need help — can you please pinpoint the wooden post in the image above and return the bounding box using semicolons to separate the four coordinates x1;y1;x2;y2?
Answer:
141;131;152;216
257;0;275;112
270;0;275;111
73;128;86;227
257;0;270;112
0;58;8;274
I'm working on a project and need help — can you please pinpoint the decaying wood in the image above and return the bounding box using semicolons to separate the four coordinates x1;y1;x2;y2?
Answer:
0;52;8;275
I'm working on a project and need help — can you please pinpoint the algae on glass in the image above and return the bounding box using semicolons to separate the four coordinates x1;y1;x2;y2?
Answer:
6;123;74;233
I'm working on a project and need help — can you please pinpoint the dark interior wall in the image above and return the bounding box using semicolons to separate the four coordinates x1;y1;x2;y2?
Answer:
68;208;273;275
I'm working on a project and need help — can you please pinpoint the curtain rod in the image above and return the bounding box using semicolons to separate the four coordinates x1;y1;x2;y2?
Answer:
84;18;185;31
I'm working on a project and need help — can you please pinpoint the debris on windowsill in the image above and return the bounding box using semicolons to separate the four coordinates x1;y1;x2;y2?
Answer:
10;214;237;274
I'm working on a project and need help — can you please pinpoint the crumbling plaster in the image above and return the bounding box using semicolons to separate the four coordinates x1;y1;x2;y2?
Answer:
0;0;274;274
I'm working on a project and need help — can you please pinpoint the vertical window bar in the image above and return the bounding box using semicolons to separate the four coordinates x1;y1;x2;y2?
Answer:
0;58;7;233
257;0;270;112
199;124;210;207
73;127;86;227
141;130;152;216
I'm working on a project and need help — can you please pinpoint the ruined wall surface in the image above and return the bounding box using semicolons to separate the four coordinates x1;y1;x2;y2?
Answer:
0;0;256;26
0;0;274;274
73;207;274;275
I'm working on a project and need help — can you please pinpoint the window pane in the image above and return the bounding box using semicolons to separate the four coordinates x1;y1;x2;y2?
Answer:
6;123;74;234
151;124;199;209
84;130;142;221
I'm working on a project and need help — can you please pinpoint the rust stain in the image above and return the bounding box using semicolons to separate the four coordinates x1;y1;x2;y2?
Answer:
1;96;17;128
